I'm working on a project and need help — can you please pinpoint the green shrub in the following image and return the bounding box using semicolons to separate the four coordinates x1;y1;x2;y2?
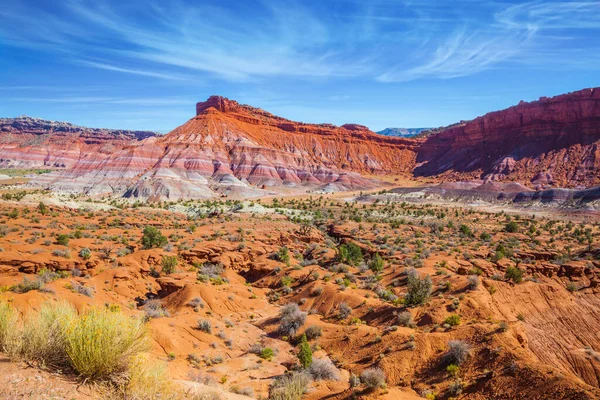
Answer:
141;226;167;249
275;247;291;265
404;272;432;306
56;234;70;246
297;334;312;368
260;347;275;361
79;248;91;260
38;202;48;215
505;221;519;233
479;232;492;241
337;243;363;266
444;314;461;326
459;224;472;237
505;266;523;284
161;255;178;275
369;253;384;273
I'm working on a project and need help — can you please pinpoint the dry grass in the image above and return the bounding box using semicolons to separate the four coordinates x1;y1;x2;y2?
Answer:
65;307;148;379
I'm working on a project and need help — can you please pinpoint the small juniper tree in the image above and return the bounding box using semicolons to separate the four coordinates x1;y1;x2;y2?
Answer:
297;334;312;368
369;253;384;273
141;226;168;249
404;273;432;306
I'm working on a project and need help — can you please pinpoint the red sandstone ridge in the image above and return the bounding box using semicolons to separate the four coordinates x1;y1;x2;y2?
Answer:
0;116;157;169
415;87;600;187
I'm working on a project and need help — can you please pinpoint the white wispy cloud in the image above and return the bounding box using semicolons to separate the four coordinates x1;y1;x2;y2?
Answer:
0;0;598;83
77;60;188;81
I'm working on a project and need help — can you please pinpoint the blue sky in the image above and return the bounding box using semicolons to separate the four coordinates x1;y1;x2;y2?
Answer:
0;0;599;132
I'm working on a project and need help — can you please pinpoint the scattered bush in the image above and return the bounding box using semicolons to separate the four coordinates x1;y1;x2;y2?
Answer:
161;255;178;275
268;371;311;400
297;334;312;368
404;273;432;306
337;243;363;266
397;311;413;327
143;299;170;319
275;247;291;265
467;275;479;290
443;340;471;365
505;266;523;284
10;277;44;293
56;234;70;246
141;226;168;249
197;319;212;333
304;325;322;340
79;248;91;260
338;302;352;319
309;358;339;381
260;347;275;361
360;367;386;390
505;221;519;233
444;314;461;326
69;281;94;297
279;303;306;336
369;253;384;273
65;307;148;379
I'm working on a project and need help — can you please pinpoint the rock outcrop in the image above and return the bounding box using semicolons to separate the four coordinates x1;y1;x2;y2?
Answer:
415;88;600;187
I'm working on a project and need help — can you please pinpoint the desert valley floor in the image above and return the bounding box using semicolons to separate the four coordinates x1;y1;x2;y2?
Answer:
0;183;599;400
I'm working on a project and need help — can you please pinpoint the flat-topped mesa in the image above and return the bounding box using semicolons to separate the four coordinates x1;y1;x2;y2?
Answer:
196;96;241;115
341;123;369;131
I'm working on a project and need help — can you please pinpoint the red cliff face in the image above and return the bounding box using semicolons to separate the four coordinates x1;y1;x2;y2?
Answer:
415;88;600;187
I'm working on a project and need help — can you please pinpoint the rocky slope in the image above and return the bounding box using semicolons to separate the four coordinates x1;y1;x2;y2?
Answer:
0;116;158;169
29;97;420;199
415;87;600;187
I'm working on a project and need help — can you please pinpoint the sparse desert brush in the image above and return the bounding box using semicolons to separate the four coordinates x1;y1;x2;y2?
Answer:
161;255;178;274
309;358;340;381
360;367;386;390
197;319;212;333
143;299;170;319
396;311;413;327
10;276;45;293
337;302;352;319
404;272;432;306
65;307;148;379
117;355;175;400
443;340;471;366
268;371;311;400
279;303;306;336
0;300;18;352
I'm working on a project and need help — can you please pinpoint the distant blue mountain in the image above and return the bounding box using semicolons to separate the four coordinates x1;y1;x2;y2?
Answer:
376;127;431;137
